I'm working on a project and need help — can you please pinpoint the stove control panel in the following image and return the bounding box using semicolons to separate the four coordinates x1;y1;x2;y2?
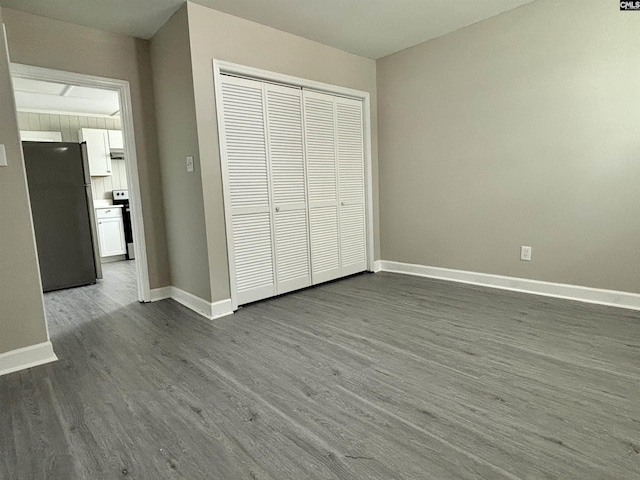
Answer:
113;189;129;201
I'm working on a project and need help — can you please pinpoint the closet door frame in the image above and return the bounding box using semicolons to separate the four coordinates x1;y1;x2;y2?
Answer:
214;60;375;311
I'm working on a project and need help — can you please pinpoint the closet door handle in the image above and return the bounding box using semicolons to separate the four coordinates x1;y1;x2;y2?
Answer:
275;206;280;212
340;201;345;206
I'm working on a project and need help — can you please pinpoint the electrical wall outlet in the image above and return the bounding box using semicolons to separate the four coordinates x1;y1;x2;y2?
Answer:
520;246;532;261
186;156;195;173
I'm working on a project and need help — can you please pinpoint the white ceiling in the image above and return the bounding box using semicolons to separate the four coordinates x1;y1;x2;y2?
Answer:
12;78;120;117
0;0;535;59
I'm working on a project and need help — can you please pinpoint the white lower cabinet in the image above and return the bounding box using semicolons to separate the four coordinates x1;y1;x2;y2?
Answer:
96;207;126;257
217;74;368;307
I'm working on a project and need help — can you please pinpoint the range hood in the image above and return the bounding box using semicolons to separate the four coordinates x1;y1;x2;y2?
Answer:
110;148;125;160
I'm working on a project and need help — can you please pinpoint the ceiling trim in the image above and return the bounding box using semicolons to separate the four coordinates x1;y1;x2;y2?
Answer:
16;107;121;119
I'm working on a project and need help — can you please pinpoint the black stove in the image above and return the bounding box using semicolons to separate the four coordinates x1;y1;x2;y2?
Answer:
112;189;134;260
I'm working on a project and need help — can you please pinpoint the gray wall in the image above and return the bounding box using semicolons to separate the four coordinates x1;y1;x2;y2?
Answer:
17;112;127;201
150;5;211;301
187;1;379;302
0;7;49;354
3;8;171;289
377;0;640;293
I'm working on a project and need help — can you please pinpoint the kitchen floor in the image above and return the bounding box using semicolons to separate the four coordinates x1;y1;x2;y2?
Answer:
1;270;639;479
96;259;138;304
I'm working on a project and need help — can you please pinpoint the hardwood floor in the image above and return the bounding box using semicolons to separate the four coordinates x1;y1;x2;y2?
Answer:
1;261;640;479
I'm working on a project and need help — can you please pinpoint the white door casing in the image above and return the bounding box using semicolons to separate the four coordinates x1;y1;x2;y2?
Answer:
12;63;152;302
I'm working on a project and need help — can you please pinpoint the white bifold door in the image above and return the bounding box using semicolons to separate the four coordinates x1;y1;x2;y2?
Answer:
303;91;367;283
218;74;367;306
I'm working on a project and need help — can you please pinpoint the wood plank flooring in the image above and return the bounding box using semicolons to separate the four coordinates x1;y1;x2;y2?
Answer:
1;261;639;479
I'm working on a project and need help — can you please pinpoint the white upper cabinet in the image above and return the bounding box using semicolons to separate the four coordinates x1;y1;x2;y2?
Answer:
79;128;112;176
20;131;63;142
107;130;123;150
79;128;123;176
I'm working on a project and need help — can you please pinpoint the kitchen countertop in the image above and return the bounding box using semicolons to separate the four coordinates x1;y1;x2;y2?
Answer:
95;204;123;209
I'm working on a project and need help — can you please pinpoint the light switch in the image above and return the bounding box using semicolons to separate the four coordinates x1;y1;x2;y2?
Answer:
0;145;7;167
186;156;195;173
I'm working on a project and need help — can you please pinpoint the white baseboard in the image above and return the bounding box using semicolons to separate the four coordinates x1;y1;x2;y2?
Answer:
379;260;640;311
373;260;383;273
149;286;172;302
0;341;58;377
169;287;210;318
150;285;234;320
210;298;234;319
101;254;127;264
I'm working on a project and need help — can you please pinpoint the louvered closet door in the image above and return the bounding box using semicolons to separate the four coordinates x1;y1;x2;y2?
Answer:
219;75;276;305
303;90;341;284
336;97;367;275
265;83;311;294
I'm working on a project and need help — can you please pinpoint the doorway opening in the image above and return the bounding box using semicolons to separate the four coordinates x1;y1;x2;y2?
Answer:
11;64;151;302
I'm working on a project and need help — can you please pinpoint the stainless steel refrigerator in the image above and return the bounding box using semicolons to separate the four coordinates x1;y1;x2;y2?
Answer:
23;141;99;292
